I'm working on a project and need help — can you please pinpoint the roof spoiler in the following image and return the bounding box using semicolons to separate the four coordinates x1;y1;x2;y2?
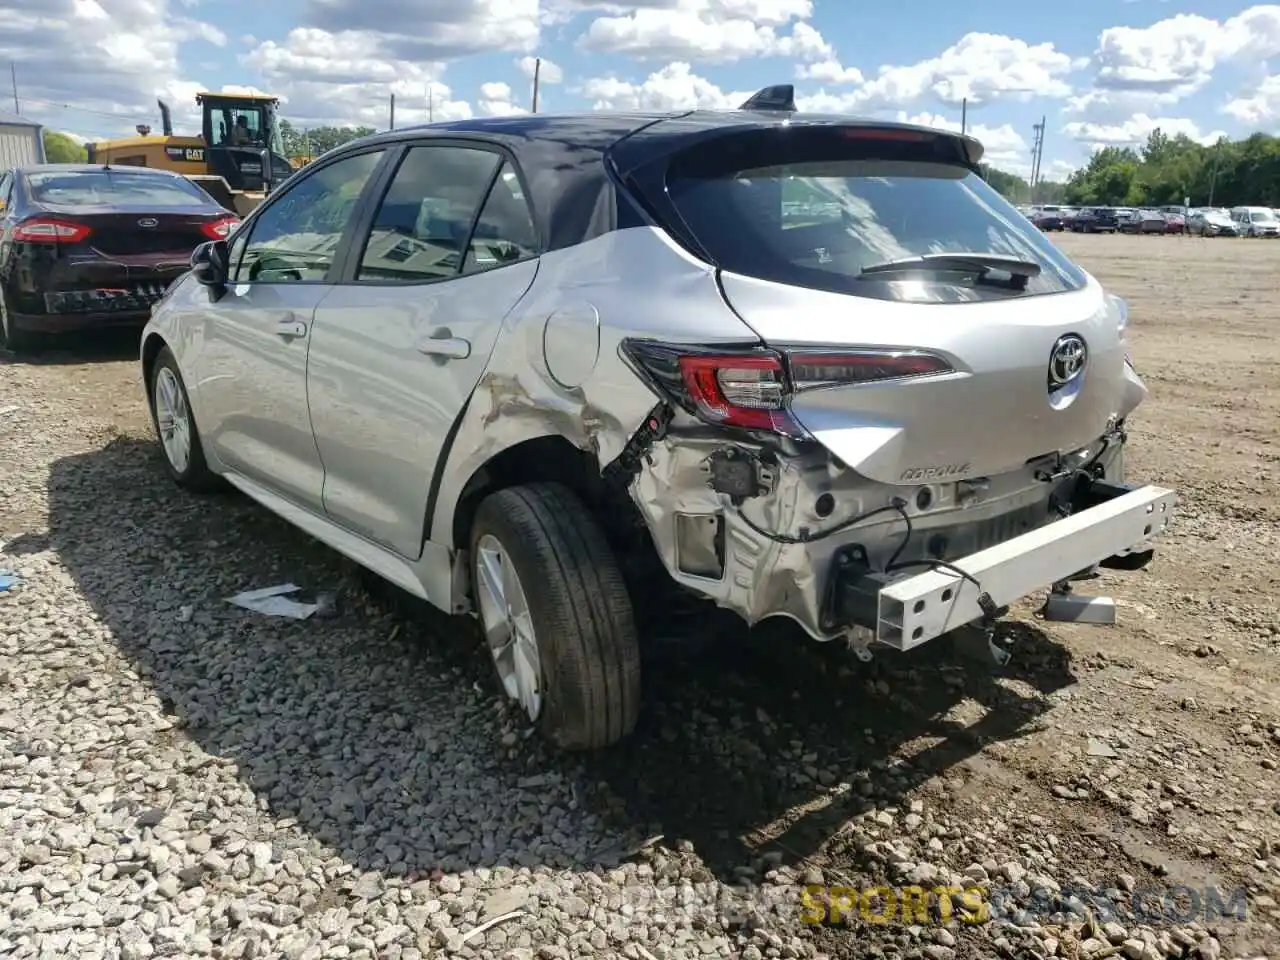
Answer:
738;84;796;113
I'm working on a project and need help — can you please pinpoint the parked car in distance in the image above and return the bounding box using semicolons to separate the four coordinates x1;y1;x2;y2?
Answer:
0;164;239;352
1071;207;1119;233
1161;212;1186;234
1030;205;1066;231
1230;206;1280;237
1186;208;1238;236
139;89;1177;750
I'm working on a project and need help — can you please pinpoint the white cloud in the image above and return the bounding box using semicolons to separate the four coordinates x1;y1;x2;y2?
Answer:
296;0;539;61
1224;74;1280;124
577;0;831;63
1072;4;1280;118
580;62;752;110
243;28;472;127
793;33;1082;115
517;56;563;84
796;59;863;85
0;0;226;139
1062;113;1227;149
478;81;529;116
896;110;1031;172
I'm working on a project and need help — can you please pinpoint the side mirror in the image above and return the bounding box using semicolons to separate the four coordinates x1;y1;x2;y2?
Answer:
261;148;274;194
191;240;229;297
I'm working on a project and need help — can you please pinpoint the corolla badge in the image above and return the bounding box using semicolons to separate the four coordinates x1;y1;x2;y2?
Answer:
137;217;159;228
1047;334;1087;390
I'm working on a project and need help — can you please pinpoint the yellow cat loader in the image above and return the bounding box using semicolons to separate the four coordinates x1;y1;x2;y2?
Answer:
86;92;295;217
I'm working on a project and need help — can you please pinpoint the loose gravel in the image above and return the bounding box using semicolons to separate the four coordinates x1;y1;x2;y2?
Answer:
2;234;1279;960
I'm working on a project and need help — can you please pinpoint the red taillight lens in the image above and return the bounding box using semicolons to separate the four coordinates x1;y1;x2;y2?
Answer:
676;353;792;432
788;351;952;386
624;340;953;436
13;218;92;243
200;216;240;240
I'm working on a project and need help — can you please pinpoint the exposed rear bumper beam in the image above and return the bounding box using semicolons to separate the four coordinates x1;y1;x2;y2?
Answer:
834;480;1177;651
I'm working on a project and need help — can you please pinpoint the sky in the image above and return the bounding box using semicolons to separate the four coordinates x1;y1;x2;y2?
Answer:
1;0;1278;181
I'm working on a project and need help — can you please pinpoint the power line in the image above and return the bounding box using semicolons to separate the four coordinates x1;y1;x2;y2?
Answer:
1;88;149;123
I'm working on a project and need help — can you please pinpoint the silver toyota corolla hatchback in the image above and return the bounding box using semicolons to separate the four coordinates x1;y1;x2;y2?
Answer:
141;85;1177;750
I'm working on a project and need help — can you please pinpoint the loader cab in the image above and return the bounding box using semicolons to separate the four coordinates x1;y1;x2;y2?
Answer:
197;92;293;192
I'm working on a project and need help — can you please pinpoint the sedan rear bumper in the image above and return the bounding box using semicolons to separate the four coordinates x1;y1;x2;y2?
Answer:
832;480;1177;650
8;305;152;334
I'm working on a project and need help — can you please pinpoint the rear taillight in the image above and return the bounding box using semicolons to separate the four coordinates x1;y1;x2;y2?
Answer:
12;218;92;243
200;216;240;240
623;340;952;436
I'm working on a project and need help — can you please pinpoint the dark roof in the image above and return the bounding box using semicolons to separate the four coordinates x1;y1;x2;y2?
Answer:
366;109;983;166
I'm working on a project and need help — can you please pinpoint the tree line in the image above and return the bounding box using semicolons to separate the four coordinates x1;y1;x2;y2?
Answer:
1058;129;1279;208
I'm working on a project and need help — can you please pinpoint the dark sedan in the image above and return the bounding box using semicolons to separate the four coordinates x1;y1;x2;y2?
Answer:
0;164;238;352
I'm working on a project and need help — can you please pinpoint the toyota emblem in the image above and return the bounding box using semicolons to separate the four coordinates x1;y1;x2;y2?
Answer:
1047;334;1087;390
137;217;159;228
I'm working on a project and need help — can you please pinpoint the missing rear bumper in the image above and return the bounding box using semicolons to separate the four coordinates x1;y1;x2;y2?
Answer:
45;280;178;316
829;479;1177;651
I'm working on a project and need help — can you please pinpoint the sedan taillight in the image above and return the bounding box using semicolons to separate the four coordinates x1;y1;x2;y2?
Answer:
200;216;240;240
12;218;92;243
623;340;953;437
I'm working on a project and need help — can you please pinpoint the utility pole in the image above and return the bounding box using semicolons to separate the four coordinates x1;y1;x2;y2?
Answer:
1029;116;1046;201
389;94;395;130
10;62;18;114
428;87;434;123
531;58;541;113
960;98;967;136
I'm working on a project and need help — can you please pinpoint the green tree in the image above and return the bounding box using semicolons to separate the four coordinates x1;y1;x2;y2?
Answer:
275;122;377;160
42;129;88;163
1063;129;1280;207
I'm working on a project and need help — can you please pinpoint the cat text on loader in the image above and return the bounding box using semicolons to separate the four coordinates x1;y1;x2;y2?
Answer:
85;92;294;217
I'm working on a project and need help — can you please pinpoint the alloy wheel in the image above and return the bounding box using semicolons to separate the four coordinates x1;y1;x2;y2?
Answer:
474;533;542;721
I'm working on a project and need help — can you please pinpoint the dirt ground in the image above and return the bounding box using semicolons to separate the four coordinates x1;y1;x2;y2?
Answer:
0;232;1277;960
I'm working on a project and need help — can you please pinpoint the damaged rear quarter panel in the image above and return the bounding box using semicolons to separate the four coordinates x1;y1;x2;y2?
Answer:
426;224;760;550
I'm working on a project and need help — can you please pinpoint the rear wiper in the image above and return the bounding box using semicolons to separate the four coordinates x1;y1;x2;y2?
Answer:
859;252;1042;288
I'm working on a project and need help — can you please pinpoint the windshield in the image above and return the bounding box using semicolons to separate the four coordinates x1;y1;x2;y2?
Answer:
664;133;1087;302
27;169;208;206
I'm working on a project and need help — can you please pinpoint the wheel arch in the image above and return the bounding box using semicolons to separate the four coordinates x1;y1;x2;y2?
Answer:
447;433;605;553
141;332;169;394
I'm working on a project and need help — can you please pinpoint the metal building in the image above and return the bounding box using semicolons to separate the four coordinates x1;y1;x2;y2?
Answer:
0;113;47;167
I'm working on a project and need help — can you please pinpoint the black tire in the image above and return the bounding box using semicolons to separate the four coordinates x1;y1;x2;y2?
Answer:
147;346;220;492
0;285;34;354
469;482;641;750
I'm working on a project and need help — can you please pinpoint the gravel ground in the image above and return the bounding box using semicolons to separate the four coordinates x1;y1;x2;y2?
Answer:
1;232;1278;960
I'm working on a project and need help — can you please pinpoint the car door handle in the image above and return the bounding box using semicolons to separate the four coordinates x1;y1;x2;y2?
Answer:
416;330;471;360
276;318;307;339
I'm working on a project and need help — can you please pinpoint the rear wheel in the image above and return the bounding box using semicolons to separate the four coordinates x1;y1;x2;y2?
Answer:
148;346;220;491
0;286;34;354
469;482;641;750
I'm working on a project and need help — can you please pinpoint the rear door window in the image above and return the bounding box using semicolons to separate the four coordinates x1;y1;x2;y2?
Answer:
354;145;502;283
660;128;1089;303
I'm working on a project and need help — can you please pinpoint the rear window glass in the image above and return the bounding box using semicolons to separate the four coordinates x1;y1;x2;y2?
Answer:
663;130;1089;302
26;170;207;206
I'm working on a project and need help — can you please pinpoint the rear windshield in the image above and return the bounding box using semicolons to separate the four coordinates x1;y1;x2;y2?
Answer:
662;130;1088;302
26;170;208;206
